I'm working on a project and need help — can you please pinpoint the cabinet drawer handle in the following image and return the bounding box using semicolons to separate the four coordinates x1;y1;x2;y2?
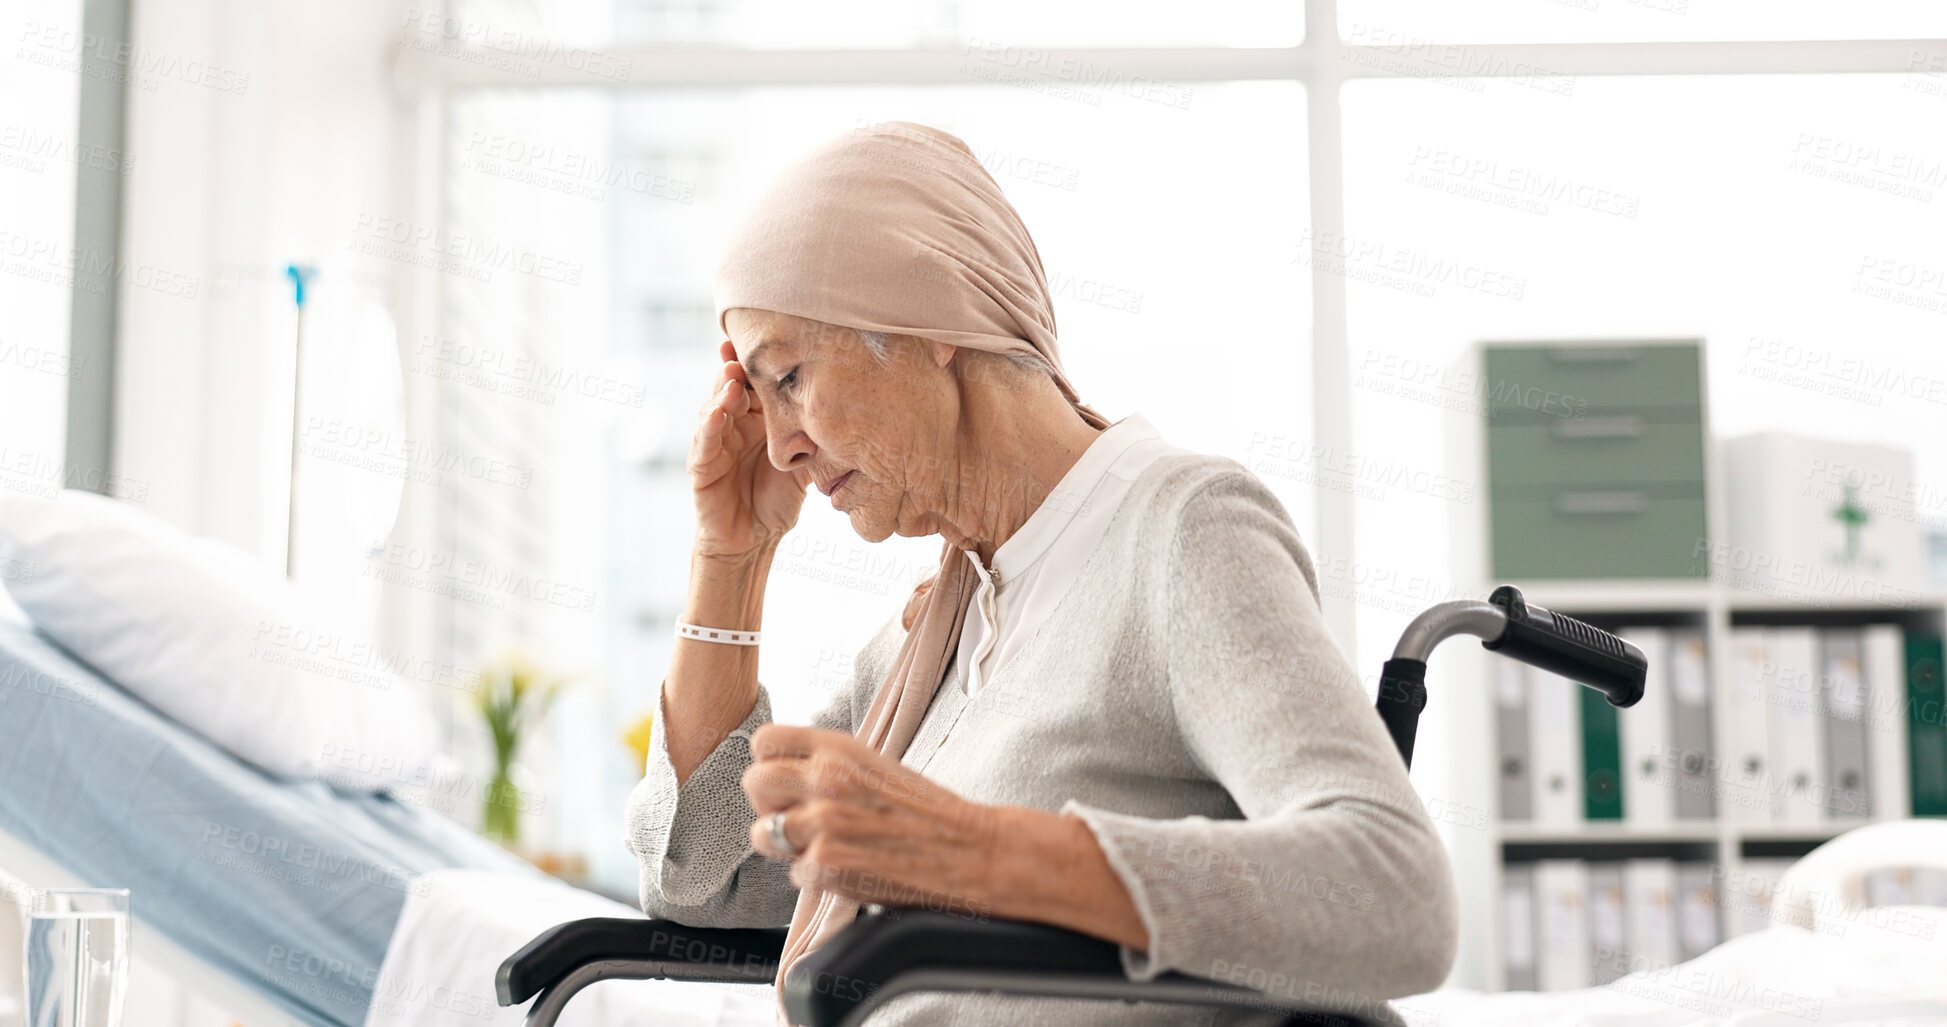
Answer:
1546;345;1642;364
1549;416;1645;440
1555;491;1647;515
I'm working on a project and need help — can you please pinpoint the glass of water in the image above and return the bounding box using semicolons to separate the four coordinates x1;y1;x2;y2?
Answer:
25;889;128;1027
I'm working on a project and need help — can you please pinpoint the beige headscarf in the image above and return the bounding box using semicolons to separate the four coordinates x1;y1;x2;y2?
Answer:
713;120;1111;1025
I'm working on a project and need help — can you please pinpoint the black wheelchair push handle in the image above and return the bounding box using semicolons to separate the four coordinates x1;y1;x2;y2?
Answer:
1480;585;1646;708
1377;585;1646;768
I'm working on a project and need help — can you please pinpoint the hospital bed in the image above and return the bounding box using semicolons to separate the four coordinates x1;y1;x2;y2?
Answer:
0;612;551;1027
498;586;1652;1027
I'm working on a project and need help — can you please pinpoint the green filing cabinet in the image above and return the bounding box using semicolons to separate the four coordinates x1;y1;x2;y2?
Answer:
1483;341;1709;580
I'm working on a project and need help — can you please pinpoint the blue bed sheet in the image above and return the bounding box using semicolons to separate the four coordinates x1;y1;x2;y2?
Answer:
0;620;544;1027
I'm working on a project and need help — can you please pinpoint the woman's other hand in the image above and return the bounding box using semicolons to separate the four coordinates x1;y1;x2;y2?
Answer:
691;338;812;560
742;725;1001;921
742;724;1151;950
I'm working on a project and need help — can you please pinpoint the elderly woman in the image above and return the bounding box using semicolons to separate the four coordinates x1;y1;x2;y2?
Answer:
624;121;1457;1027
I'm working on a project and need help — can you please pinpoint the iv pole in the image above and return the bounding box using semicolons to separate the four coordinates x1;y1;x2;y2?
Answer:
283;263;316;580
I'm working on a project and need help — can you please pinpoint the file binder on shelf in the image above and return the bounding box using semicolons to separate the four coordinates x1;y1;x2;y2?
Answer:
1617;628;1673;825
1668;630;1714;821
1767;627;1825;827
1819;630;1872;821
1623;859;1680;973
1864;624;1910;819
1675;861;1721;962
1582;686;1625;821
1587;862;1628;984
1496;660;1533;822
1866;866;1947;907
1502;863;1538;991
1535;860;1592;991
1530;667;1584;827
1725;629;1777;824
1728;857;1794;937
1909;632;1947;817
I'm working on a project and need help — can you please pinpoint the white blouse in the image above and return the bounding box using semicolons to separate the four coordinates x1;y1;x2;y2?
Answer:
955;411;1193;696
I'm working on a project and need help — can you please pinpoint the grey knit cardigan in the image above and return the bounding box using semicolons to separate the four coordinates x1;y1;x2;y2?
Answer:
624;452;1458;1025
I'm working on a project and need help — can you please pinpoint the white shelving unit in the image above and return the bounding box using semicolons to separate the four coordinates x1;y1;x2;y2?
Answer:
1436;338;1947;992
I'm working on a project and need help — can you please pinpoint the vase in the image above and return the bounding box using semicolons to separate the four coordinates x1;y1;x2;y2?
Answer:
481;759;531;846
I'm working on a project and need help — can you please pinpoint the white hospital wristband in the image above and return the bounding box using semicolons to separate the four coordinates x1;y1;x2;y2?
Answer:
675;621;761;646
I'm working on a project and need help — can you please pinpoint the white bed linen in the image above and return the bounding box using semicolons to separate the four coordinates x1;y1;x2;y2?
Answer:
1396;908;1947;1027
367;869;776;1027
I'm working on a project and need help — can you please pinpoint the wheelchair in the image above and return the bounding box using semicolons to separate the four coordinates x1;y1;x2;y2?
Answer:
497;585;1646;1026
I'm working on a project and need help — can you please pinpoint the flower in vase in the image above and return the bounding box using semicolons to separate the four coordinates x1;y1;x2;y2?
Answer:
474;646;577;846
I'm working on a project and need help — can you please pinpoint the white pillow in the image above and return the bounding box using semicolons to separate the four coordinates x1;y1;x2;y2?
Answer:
0;489;441;792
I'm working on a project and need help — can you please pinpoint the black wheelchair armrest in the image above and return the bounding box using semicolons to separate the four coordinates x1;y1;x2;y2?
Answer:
496;916;787;1006
783;909;1386;1027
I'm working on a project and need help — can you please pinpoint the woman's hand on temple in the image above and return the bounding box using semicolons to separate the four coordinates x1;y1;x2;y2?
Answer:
742;724;1003;920
690;339;813;561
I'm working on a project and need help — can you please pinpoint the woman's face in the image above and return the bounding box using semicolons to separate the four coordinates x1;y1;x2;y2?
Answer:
726;307;964;544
